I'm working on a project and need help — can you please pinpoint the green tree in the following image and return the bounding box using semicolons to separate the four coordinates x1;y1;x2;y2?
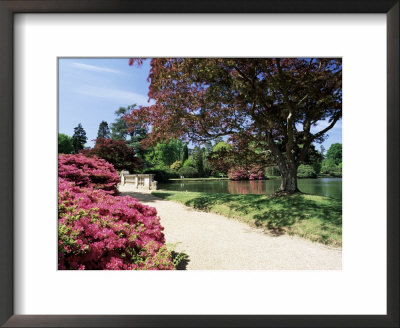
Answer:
178;166;198;178
181;143;189;162
111;107;130;140
326;143;342;165
72;123;87;153
110;106;148;160
208;141;233;175
202;143;212;177
145;139;183;168
297;164;317;178
320;145;326;158
58;133;74;154
192;146;204;177
97;121;111;139
127;126;148;160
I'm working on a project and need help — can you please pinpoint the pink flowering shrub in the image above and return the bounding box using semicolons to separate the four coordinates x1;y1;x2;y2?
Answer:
58;178;174;270
228;165;266;180
228;167;249;181
249;165;266;180
58;154;174;270
59;154;120;195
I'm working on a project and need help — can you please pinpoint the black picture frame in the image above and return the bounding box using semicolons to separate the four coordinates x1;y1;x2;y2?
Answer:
0;1;398;327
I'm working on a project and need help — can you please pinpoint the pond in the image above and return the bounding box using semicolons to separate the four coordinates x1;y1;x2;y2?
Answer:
158;178;342;200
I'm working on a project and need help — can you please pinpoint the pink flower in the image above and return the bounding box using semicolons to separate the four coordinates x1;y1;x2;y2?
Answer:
58;154;174;270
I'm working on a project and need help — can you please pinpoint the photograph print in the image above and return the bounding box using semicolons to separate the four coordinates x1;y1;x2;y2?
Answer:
58;58;342;270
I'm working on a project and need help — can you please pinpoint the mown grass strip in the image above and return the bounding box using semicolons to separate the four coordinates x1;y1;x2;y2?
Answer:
152;190;342;247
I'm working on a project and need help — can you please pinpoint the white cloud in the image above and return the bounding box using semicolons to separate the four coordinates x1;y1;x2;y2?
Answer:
73;85;150;106
70;62;123;74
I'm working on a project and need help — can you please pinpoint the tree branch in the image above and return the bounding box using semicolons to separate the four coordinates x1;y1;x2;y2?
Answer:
312;110;342;140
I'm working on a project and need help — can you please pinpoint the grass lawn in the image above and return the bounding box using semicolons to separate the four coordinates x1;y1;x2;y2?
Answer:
152;190;342;247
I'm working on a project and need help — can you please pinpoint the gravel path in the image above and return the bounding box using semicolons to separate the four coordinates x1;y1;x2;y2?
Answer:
119;186;342;270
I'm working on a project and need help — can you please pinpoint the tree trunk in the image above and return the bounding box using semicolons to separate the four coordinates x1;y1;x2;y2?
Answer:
279;164;298;193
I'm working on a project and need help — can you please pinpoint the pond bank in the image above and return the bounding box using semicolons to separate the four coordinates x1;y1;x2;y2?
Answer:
159;178;342;200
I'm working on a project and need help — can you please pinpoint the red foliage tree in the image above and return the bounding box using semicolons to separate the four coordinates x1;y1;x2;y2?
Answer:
84;138;142;173
126;58;341;193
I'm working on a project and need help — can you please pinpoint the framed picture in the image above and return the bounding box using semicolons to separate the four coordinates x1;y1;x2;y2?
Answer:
0;1;398;327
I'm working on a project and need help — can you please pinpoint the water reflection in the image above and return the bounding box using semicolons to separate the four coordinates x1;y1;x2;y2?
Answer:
159;178;342;200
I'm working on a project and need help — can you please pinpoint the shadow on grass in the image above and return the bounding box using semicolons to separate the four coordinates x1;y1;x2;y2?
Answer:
181;192;342;231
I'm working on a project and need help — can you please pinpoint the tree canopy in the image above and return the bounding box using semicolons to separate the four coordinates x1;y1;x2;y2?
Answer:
127;58;342;192
58;133;74;154
326;143;342;165
97;121;111;139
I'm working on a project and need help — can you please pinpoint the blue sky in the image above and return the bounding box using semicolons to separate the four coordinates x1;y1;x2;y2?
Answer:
58;58;342;151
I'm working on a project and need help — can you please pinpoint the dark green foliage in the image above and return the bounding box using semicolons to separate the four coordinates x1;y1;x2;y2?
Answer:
110;106;148;160
191;146;204;177
208;141;233;175
178;166;198;178
265;166;280;176
72;123;87;153
326;143;342;165
312;161;322;175
111;107;130;140
321;143;342;177
142;168;180;183
297;165;317;178
58;133;74;154
97;121;111;139
144;139;183;168
181;143;189;162
127;126;148;161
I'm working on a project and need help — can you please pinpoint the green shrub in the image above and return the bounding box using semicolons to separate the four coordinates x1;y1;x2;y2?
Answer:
178;166;198;178
170;160;183;171
58;133;74;154
142;168;180;182
182;157;196;168
297;165;317;179
321;159;342;177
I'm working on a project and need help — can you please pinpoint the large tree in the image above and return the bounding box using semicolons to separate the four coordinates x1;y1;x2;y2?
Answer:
127;58;342;193
72;123;87;153
111;107;131;140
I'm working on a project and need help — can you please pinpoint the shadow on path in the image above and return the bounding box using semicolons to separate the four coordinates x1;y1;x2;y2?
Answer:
119;191;160;203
